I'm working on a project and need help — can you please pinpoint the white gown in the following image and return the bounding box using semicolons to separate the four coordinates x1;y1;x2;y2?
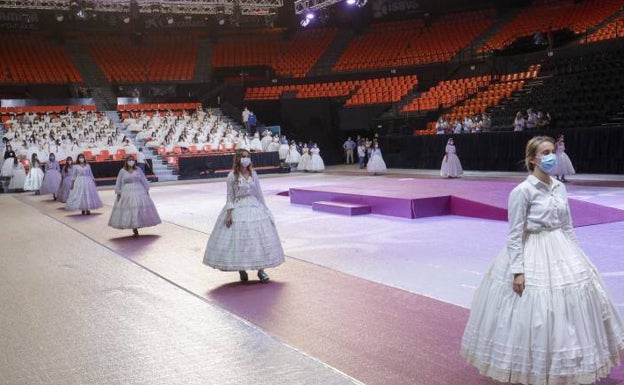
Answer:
109;168;161;230
65;164;103;211
440;144;463;177
203;170;284;271
554;143;575;176
23;162;44;191
367;148;387;174
297;148;311;170
284;144;301;164
307;147;325;172
8;163;26;191
461;176;624;385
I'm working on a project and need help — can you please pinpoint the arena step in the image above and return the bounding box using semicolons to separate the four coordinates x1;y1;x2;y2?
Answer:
311;201;371;216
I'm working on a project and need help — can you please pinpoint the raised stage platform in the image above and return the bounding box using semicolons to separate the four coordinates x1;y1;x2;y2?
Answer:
289;177;624;227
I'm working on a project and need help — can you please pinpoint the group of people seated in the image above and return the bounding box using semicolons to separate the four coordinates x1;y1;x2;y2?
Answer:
2;110;139;164
435;113;492;134
513;108;553;131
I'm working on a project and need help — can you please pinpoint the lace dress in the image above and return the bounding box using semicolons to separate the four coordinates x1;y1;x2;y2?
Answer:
65;164;103;211
108;168;161;229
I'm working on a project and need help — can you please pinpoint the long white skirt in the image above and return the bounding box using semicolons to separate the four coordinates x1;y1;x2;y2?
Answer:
40;169;62;195
56;176;72;203
23;168;44;191
307;154;325;172
555;152;576;176
278;144;290;160
285;149;301;164
65;176;103;211
1;158;14;177
109;183;161;229
203;195;284;271
440;154;463;177
297;153;311;170
367;154;387;174
461;229;624;385
8;169;26;191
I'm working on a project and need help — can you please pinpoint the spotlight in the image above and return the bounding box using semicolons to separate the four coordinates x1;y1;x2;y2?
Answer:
300;18;310;27
55;14;64;22
356;0;368;7
123;16;131;23
346;0;356;4
167;17;174;24
305;12;315;20
76;9;87;19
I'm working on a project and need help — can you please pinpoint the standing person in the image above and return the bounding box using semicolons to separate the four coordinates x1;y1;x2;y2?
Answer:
366;143;387;175
284;140;301;165
136;147;147;175
23;153;44;194
1;144;17;178
203;149;284;282
297;146;311;171
553;134;575;182
461;136;624;385
65;153;103;215
56;157;73;203
343;137;356;164
440;138;463;178
306;143;325;172
7;158;26;192
241;107;250;132
40;153;62;200
108;155;161;237
357;140;367;169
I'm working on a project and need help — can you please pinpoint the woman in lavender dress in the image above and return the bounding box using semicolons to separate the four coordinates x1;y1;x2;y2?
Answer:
40;153;62;200
65;153;103;215
108;155;161;237
56;157;73;203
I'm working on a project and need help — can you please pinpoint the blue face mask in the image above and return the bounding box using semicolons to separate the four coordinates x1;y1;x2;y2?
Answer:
537;153;557;173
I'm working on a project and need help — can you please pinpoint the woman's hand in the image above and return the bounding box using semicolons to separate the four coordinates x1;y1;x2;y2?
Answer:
225;211;233;228
513;274;525;296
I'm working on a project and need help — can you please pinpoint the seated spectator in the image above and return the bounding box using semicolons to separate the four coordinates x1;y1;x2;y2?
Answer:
526;108;538;130
513;111;525;131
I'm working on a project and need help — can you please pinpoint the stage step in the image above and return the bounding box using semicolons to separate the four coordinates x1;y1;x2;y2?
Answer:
312;201;371;216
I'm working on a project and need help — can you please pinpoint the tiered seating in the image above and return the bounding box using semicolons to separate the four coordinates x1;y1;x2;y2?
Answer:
482;0;623;52
84;34;197;82
345;75;418;106
212;29;282;68
245;75;417;105
0;34;82;84
1;105;96;124
333;10;491;71
117;102;201;119
581;14;624;43
401;75;492;113
272;28;337;77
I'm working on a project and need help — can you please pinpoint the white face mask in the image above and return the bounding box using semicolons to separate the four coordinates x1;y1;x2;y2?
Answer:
240;157;251;167
127;160;135;166
78;158;85;163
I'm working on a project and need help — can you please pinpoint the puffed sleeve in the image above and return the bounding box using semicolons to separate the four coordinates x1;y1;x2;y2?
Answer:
252;171;266;206
225;172;236;210
137;168;150;192
114;169;124;195
71;165;79;181
559;185;579;245
506;185;530;274
87;164;95;180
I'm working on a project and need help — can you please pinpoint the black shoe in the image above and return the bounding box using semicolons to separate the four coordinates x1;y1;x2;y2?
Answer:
257;270;270;283
239;270;248;282
132;228;139;237
81;210;86;215
86;210;91;215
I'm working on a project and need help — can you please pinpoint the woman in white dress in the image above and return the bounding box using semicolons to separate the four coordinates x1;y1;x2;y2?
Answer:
553;134;575;183
249;132;263;152
440;138;463;178
56;157;73;203
367;143;387;175
40;153;62;200
23;154;45;194
267;136;280;152
203;149;284;283
461;136;624;385
306;144;325;172
2;145;17;178
7;158;26;192
108;155;161;237
284;141;301;165
297;147;311;171
278;136;290;161
65;153;103;215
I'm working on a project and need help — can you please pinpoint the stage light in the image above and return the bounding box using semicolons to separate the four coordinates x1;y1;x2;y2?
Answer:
55;14;64;22
123;16;131;23
76;9;87;19
167;17;174;24
305;12;314;19
356;0;367;7
346;0;356;5
300;18;310;27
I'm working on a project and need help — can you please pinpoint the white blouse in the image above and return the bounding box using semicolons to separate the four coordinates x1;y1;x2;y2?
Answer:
506;175;577;274
225;170;265;210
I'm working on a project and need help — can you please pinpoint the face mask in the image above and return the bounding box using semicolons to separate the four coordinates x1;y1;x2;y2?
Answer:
127;160;135;166
537;153;557;173
240;157;251;167
50;157;55;161
78;158;84;163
